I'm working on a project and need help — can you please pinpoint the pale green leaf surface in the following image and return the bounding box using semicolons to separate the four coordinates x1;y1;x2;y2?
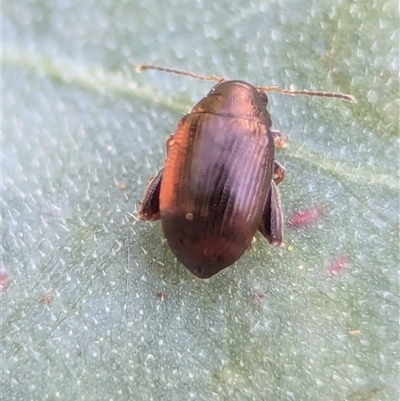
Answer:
2;1;399;400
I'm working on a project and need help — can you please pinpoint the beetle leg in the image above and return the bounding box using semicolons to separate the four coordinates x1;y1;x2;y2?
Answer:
246;236;257;251
273;161;285;185
258;181;284;246
270;130;288;149
139;167;164;221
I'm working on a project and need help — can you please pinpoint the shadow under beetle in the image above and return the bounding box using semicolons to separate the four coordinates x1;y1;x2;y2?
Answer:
137;65;356;279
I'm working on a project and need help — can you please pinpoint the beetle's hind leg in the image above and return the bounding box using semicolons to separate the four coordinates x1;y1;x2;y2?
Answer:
273;161;285;186
271;130;288;149
258;181;284;246
139;168;164;221
270;130;286;186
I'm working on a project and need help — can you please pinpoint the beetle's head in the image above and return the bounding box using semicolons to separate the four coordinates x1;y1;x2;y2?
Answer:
192;80;270;120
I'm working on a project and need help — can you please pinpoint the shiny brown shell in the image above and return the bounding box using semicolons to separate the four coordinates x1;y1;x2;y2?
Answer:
139;80;283;278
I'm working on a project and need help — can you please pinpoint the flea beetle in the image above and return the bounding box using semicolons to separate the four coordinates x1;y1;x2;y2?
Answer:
137;65;355;278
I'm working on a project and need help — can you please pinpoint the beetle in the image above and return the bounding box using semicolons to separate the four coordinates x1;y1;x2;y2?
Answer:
137;65;356;279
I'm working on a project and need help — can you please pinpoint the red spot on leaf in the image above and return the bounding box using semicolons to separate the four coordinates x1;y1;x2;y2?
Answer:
0;273;10;292
286;205;325;229
253;293;265;302
326;255;349;277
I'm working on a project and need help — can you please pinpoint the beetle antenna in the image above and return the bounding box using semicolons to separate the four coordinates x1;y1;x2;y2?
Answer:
136;65;356;103
136;65;225;83
257;85;357;103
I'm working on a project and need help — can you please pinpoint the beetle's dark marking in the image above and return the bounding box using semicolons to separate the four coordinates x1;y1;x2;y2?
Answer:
204;164;226;234
228;122;272;228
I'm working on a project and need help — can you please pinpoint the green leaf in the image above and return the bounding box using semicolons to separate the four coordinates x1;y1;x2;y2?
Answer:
2;0;398;400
